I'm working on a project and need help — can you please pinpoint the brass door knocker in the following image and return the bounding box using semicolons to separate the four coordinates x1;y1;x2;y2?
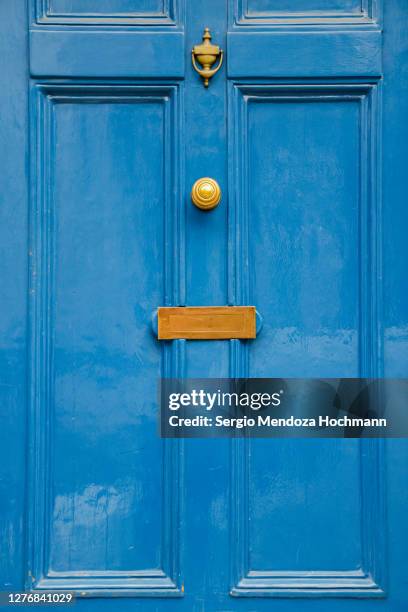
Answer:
192;28;224;88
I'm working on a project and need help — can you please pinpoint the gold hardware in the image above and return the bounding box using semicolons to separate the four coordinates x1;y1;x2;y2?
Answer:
191;177;221;210
192;28;224;88
158;306;256;340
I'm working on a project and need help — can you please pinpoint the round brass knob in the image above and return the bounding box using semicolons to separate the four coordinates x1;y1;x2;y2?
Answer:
191;177;221;210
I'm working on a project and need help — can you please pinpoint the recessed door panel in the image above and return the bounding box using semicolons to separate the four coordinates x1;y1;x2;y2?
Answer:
229;84;384;597
48;0;165;12
28;87;182;596
51;99;163;572
37;0;177;23
234;0;375;23
231;86;381;379
245;0;364;15
248;439;362;571
248;96;360;376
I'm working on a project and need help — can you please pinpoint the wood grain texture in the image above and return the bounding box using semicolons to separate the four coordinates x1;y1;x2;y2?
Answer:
158;306;256;339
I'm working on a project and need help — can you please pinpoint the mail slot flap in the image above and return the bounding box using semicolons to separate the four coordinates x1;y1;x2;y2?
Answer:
157;306;256;340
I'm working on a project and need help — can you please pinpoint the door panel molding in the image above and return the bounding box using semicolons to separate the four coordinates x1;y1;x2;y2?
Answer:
229;433;386;597
35;0;180;25
228;83;383;377
228;83;385;597
27;84;184;597
232;0;379;26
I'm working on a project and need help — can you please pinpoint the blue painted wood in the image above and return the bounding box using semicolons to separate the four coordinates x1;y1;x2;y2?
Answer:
247;0;362;11
1;0;407;609
30;31;184;77
0;0;29;594
36;0;178;24
47;0;166;14
233;0;378;24
27;84;183;597
229;83;382;378
228;31;382;78
228;81;386;597
239;0;372;19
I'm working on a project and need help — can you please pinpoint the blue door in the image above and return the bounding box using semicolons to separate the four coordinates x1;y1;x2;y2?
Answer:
1;0;407;610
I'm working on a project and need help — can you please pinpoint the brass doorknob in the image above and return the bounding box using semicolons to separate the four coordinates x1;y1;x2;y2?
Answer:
191;178;221;210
